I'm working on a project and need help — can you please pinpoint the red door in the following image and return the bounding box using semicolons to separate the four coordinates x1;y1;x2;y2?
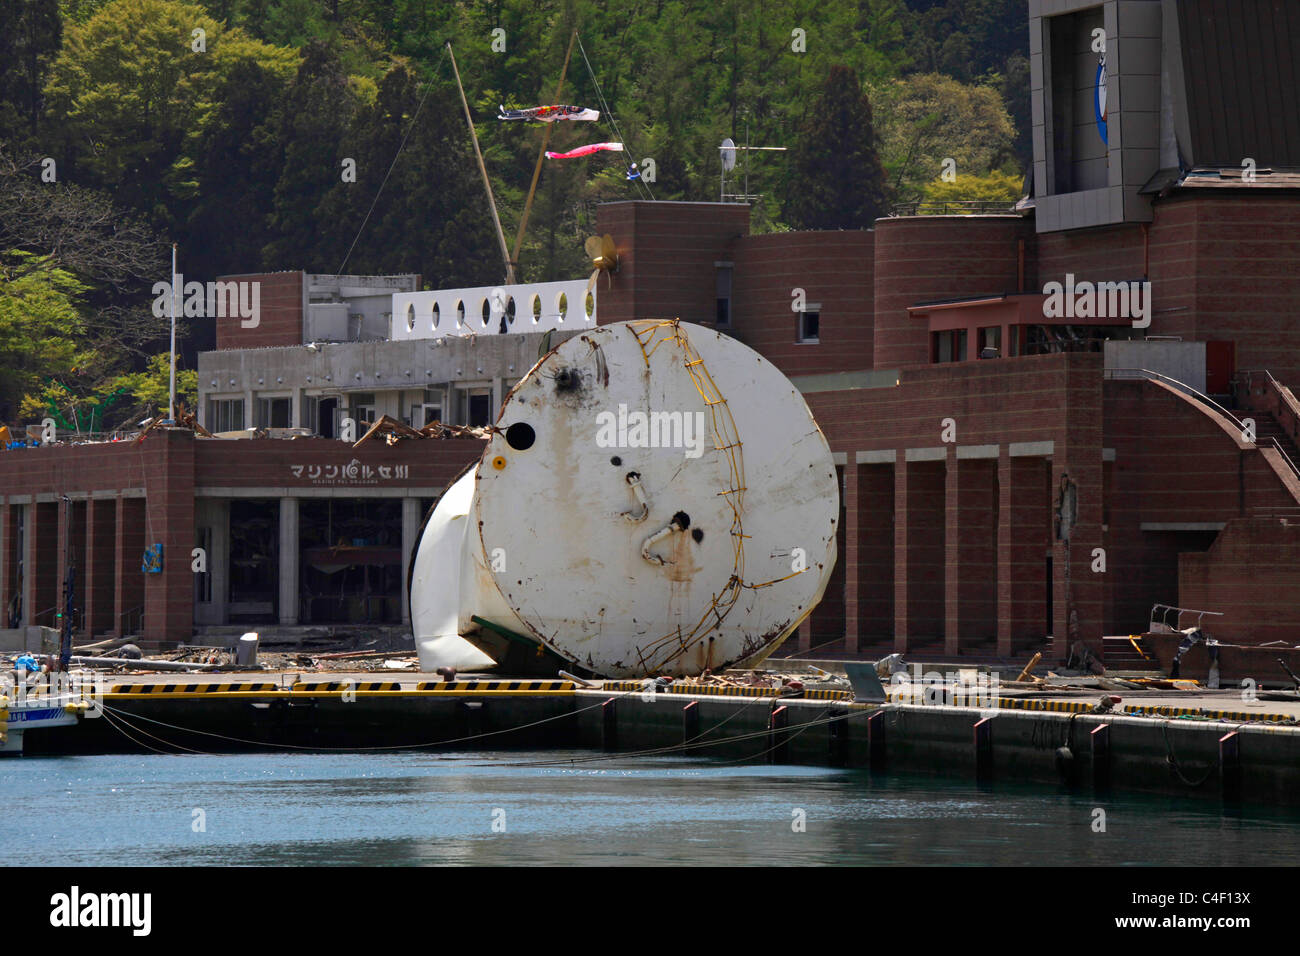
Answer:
1206;341;1235;395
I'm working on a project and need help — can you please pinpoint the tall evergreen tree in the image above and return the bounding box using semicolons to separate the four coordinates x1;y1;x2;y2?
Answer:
185;41;298;283
262;40;360;270
0;0;63;145
322;61;502;287
781;65;888;231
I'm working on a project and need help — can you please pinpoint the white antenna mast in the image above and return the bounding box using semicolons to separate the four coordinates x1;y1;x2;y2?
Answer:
719;122;785;202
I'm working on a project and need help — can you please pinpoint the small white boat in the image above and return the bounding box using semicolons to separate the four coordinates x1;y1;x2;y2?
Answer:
2;676;97;756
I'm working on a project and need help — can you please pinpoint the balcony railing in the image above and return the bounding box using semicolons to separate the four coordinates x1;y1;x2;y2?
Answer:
888;200;1018;217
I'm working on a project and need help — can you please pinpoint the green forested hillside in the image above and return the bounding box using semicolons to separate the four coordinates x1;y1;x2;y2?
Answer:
0;0;1027;428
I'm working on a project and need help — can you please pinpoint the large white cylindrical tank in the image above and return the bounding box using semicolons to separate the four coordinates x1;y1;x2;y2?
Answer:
410;320;839;678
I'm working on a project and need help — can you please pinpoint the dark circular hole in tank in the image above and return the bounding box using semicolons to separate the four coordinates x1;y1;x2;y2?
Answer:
673;510;691;529
505;422;536;450
691;528;704;543
610;456;622;466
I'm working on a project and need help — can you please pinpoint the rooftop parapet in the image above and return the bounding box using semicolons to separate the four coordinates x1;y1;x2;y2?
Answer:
390;279;596;341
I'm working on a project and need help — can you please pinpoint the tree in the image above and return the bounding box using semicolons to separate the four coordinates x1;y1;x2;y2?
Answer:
184;37;299;282
780;65;888;231
44;0;291;233
870;72;1017;204
262;40;363;270
321;61;504;286
921;169;1023;209
0;145;169;364
107;352;199;425
0;0;62;145
0;251;90;422
0;146;165;294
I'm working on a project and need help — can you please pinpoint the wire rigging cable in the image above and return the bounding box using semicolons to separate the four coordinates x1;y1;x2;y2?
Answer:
336;45;450;276
576;34;654;201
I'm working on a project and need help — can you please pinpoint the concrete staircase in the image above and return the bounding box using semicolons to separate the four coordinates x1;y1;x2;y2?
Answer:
1249;412;1300;468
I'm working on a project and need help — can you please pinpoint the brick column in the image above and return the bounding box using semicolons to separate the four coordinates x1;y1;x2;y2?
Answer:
142;430;196;648
997;446;1013;656
209;499;230;626
401;497;420;626
1053;364;1106;665
1051;457;1105;664
944;447;960;656
842;459;860;653
279;496;299;625
56;500;67;638
0;500;8;628
893;456;910;653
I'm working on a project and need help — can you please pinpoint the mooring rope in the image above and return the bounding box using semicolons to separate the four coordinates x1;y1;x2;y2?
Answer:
97;691;620;754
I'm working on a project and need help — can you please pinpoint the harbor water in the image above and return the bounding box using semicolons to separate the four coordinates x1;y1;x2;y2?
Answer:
4;751;1298;865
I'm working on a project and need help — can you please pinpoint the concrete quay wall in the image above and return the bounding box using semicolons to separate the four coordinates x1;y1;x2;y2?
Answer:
572;690;1300;805
16;681;1300;805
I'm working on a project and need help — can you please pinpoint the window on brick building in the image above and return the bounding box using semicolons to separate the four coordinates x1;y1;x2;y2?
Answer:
255;396;292;428
348;392;376;427
797;306;820;344
410;388;442;427
466;389;492;427
978;326;1001;359
715;264;733;327
932;329;967;363
207;398;245;432
301;395;318;431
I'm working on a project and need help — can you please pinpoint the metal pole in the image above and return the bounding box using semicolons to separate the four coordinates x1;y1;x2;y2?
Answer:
447;42;515;285
169;243;177;422
59;495;73;671
512;30;577;274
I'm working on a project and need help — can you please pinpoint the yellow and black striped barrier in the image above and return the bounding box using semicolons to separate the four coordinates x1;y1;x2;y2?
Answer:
996;697;1095;714
109;682;281;694
602;680;852;701
1119;703;1297;724
293;680;404;692
413;679;574;693
98;679;577;699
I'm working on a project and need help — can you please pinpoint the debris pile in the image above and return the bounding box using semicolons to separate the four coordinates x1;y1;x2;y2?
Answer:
352;414;491;448
60;630;422;674
658;666;851;692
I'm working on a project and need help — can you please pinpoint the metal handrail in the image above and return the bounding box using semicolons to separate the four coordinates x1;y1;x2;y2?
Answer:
1149;603;1223;631
1104;367;1248;430
1108;367;1300;483
1237;368;1300;436
121;604;144;636
1268;437;1300;482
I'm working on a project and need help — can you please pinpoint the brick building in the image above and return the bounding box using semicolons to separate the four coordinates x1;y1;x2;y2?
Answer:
0;272;595;647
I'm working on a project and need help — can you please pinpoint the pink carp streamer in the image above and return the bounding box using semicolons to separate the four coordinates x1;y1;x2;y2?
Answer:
545;142;625;160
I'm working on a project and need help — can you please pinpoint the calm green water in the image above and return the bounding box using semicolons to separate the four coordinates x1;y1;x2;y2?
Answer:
3;751;1297;865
